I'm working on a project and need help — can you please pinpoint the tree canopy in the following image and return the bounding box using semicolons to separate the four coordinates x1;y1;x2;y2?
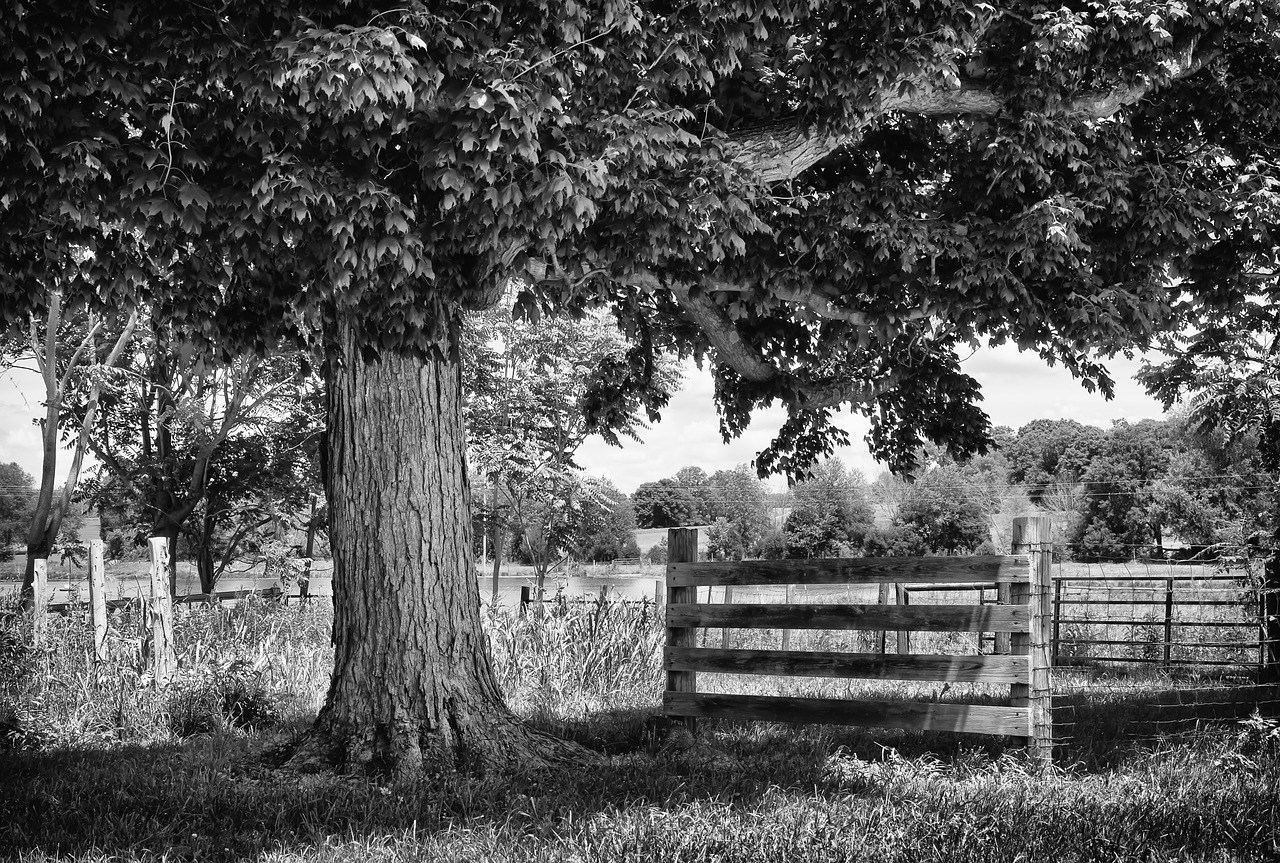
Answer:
8;0;1280;776
8;2;1279;476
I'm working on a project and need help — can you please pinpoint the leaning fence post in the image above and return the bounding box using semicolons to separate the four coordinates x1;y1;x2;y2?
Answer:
666;527;699;737
1011;516;1053;761
146;537;177;689
31;558;47;648
88;539;108;664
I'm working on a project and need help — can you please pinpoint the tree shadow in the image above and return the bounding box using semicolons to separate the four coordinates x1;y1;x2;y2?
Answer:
1;688;1275;861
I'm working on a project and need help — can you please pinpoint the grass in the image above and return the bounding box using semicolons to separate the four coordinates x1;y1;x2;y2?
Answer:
1;592;1278;862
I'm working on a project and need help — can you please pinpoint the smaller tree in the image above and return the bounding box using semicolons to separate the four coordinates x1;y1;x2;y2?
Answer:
632;478;699;528
783;458;874;558
707;465;770;553
0;463;36;560
569;476;639;562
706;517;747;560
896;465;990;554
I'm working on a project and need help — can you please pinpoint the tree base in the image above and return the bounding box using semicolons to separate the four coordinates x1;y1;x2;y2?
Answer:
276;714;598;780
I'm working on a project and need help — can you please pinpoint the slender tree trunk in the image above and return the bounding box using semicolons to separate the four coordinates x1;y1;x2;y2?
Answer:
196;528;216;595
286;324;587;777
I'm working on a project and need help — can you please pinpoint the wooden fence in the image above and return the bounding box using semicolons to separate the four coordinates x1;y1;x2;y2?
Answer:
663;516;1054;759
28;537;178;689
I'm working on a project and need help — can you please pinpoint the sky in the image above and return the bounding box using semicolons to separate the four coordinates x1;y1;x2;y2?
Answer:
574;344;1171;493
0;343;1172;495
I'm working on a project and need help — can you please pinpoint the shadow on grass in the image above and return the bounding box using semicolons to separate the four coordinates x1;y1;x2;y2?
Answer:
0;716;1032;862
1053;681;1280;768
1;690;1275;862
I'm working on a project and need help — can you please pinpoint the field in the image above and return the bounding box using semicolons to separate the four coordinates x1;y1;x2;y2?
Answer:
1;584;1278;863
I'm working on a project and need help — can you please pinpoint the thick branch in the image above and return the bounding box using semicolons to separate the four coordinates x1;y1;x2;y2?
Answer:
664;281;884;410
731;36;1211;183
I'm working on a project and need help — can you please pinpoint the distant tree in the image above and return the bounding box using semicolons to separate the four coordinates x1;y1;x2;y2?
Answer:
896;464;990;554
707;465;770;557
784;458;874;557
674;466;713;523
1005;419;1107;504
1;289;136;601
632;478;699;528
706;517;745;560
0;463;35;559
569;477;639;563
1068;417;1257;561
465;302;679;595
861;525;928;558
755;527;788;560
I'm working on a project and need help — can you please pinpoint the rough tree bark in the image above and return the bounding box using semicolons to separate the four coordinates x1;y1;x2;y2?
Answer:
286;322;588;777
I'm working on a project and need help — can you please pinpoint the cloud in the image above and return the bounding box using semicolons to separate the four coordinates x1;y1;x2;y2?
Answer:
576;345;1173;494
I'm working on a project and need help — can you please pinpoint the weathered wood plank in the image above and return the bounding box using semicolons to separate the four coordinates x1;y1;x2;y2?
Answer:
1014;516;1055;761
665;528;700;736
666;602;1031;633
667;555;1029;587
663;692;1031;737
665;647;1030;684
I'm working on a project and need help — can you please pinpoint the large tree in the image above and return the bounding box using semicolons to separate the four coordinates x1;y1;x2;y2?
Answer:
5;1;1280;776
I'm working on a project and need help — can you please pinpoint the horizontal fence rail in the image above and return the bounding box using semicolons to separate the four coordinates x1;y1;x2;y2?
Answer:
663;517;1054;759
667;556;1026;587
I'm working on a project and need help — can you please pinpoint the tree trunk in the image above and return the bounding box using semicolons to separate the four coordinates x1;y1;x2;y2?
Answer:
196;537;216;595
286;324;588;777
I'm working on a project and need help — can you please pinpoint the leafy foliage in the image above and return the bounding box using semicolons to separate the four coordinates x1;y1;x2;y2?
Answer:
896;464;991;554
632;478;700;528
0;463;34;557
783;458;875;558
465;302;677;575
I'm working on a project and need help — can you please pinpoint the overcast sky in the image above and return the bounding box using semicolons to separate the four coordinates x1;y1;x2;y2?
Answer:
0;342;1171;494
575;343;1171;493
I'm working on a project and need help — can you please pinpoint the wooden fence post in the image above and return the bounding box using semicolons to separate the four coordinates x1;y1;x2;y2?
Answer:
667;527;699;736
1163;576;1175;666
31;558;47;648
781;583;793;651
877;582;889;654
88;539;107;664
995;580;1012;655
894;583;910;655
1011;516;1053;761
146;537;177;689
722;585;734;649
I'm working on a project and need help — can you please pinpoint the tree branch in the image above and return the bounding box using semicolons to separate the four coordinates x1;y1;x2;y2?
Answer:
730;35;1213;183
663;280;888;410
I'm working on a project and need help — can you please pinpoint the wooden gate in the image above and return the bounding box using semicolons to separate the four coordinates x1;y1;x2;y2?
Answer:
663;516;1053;758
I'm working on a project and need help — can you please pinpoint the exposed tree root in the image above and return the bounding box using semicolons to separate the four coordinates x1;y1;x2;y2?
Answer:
275;714;599;780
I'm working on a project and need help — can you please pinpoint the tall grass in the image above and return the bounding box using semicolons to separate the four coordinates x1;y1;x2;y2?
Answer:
1;592;1278;862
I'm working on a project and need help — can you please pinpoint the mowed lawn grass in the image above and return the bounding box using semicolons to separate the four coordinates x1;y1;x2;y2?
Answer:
0;591;1278;862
